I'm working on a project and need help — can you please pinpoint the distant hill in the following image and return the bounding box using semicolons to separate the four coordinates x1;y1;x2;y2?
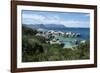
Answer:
44;24;66;29
23;24;45;29
23;24;67;29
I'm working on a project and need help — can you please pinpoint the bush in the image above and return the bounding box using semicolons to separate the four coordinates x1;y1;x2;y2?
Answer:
22;37;44;54
22;25;38;36
35;36;46;43
22;24;90;62
76;40;90;59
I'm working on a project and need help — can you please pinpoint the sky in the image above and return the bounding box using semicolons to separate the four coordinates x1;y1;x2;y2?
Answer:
22;10;90;28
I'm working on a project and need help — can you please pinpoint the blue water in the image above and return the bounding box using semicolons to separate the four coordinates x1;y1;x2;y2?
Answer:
40;28;90;48
53;28;90;40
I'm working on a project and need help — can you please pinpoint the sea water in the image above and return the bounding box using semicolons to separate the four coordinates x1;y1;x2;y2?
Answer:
57;28;89;48
41;28;90;48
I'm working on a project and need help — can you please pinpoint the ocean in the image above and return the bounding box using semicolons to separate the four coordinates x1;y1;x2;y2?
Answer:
44;28;90;40
53;28;90;40
39;28;90;48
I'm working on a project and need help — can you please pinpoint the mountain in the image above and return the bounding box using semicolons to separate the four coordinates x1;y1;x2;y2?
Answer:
44;24;66;29
23;24;66;29
23;24;46;29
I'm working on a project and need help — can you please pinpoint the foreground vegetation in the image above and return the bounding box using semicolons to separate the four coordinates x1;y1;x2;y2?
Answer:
22;25;90;62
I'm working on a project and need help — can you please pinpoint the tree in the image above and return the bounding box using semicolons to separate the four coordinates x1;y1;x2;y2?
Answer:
77;41;90;59
22;25;38;36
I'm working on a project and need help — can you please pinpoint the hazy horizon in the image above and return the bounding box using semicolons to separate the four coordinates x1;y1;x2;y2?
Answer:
22;10;90;28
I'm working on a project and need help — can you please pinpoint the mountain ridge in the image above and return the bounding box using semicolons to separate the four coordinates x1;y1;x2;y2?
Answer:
23;24;89;29
23;24;66;29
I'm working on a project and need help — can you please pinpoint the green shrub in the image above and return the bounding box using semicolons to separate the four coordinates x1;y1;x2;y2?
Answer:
22;25;90;62
22;25;38;36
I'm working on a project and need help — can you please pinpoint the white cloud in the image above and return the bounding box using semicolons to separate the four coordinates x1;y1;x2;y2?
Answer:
22;13;61;24
22;13;89;28
62;20;89;28
22;14;46;21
